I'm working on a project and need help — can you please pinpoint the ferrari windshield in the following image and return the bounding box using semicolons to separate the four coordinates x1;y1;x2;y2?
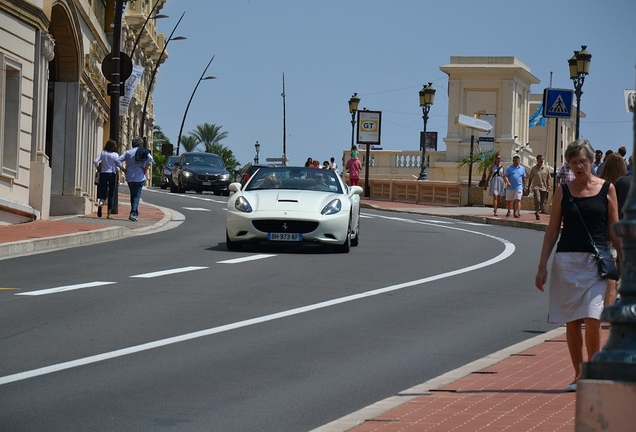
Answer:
245;167;343;194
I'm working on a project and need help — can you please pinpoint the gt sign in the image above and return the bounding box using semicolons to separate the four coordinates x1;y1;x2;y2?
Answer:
357;110;382;144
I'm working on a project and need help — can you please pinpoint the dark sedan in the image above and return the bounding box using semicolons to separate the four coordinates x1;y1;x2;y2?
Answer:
160;155;179;189
170;152;231;195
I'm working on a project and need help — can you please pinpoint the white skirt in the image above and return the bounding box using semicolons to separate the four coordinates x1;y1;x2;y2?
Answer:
548;252;605;323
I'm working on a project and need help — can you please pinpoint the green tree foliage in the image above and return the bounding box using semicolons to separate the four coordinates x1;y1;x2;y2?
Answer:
189;123;239;172
191;123;228;151
180;135;199;153
151;125;172;185
458;149;499;187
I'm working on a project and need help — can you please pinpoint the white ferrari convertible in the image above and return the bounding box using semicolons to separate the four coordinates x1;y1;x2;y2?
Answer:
226;166;363;252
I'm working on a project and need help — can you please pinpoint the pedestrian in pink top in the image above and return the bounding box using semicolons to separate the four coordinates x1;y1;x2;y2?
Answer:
346;155;362;186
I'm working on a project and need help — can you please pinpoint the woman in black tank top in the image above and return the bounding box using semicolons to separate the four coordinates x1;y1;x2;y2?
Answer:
534;139;622;392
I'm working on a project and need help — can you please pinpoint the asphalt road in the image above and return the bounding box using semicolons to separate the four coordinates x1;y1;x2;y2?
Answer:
0;188;558;431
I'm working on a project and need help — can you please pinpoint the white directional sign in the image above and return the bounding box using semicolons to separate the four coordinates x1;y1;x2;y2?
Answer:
454;114;493;132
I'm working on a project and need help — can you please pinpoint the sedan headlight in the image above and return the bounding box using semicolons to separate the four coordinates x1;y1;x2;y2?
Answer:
321;199;341;215
219;173;230;181
182;171;193;178
235;196;253;213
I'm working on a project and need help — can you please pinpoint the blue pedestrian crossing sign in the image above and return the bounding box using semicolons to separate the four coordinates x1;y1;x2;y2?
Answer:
542;88;574;118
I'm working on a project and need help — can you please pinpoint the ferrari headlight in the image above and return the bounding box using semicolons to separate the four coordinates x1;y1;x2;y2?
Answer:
321;199;341;215
235;196;253;213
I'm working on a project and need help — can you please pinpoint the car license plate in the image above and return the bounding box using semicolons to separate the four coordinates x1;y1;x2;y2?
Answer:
268;232;302;241
202;181;212;186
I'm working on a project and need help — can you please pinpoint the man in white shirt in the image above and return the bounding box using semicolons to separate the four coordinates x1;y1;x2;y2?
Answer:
118;137;153;221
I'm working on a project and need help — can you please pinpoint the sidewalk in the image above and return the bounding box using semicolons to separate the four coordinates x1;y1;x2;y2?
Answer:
0;195;169;259
1;195;587;432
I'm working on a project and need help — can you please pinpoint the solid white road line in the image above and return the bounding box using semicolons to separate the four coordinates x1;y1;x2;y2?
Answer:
217;254;277;264
15;282;116;297
130;266;208;278
182;207;210;211
0;216;515;386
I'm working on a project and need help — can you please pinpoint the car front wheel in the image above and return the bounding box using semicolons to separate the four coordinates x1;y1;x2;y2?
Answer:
226;230;242;251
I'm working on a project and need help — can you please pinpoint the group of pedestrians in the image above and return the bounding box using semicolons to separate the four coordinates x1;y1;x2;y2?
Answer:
484;153;550;220
93;137;153;222
484;141;629;393
303;147;363;187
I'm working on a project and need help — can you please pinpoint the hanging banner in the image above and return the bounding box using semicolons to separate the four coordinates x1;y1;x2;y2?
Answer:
119;64;145;115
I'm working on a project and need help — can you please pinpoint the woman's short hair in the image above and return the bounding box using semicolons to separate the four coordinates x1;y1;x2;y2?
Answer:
565;139;595;163
104;139;118;153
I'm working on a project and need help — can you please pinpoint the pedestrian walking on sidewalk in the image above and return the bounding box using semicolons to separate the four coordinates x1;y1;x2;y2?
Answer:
484;153;505;216
345;152;362;186
93;139;121;219
119;137;153;222
535;139;622;393
503;155;526;218
598;153;627;306
526;154;551;220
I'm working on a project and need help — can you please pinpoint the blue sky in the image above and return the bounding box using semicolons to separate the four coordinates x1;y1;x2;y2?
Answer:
151;0;635;168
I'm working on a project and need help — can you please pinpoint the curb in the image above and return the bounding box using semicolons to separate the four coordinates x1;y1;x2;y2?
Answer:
0;201;172;260
360;203;548;232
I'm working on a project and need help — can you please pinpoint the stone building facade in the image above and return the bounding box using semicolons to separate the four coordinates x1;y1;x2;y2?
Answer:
0;0;167;221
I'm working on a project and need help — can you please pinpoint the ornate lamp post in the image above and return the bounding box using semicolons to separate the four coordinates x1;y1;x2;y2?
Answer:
139;12;186;139
176;55;216;155
254;141;261;164
568;45;591;140
348;93;360;149
418;83;436;180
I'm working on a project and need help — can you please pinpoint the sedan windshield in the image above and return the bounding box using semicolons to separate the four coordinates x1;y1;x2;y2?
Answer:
245;167;343;194
183;154;225;168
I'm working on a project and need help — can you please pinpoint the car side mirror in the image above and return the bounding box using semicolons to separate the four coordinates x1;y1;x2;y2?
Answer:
229;182;242;193
349;186;363;196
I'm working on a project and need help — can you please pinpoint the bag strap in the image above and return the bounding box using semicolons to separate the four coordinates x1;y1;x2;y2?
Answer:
562;184;599;252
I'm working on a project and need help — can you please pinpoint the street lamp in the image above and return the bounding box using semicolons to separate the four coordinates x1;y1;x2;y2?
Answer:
348;93;360;149
139;12;186;139
176;55;216;155
418;83;436;180
254;141;261;164
568;45;592;140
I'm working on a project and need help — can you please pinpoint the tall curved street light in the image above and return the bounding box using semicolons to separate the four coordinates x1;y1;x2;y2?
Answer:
348;93;360;149
139;12;186;139
568;45;592;140
176;55;216;156
418;83;436;180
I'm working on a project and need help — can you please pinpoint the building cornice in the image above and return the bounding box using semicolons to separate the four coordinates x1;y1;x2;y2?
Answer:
0;0;50;30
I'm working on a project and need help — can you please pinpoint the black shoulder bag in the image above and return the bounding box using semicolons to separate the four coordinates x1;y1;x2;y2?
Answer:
563;184;619;280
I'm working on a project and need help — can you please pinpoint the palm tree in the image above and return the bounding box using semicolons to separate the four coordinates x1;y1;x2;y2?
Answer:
190;123;228;152
180;135;199;153
188;123;239;172
458;149;499;187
